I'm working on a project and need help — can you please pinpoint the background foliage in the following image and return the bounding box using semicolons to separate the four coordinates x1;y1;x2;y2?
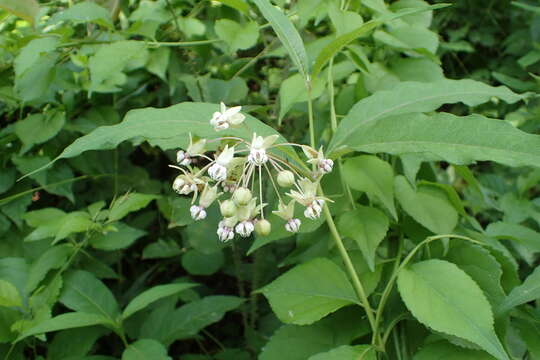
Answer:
1;0;540;359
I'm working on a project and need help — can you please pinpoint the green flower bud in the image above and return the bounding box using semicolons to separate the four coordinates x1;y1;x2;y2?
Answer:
277;170;295;187
220;199;237;217
255;219;271;236
232;187;252;206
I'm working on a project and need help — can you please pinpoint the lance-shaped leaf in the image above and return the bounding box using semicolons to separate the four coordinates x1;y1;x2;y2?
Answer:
252;0;309;80
328;79;526;156
497;265;540;314
330;112;540;168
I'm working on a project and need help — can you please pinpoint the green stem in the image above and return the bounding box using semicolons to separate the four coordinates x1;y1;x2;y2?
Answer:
322;199;378;337
306;82;316;150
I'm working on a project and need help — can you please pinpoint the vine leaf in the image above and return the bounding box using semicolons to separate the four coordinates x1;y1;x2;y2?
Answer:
397;259;509;360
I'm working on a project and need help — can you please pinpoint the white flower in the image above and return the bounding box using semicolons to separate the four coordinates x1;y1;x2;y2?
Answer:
235;220;255;237
176;135;207;166
318;159;334;174
208;145;235;181
190;205;207;221
303;146;333;175
217;220;235;242
176;150;191;166
285;218;301;233
248;133;279;166
172;175;198;195
304;199;324;219
210;102;245;131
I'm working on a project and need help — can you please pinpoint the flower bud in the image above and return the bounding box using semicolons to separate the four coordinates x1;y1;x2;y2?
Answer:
172;176;186;193
318;158;334;174
220;200;237;218
255;219;271;236
285;218;301;233
190;205;207;221
176;150;191;166
232;187;252;206
277;170;295;187
217;221;235;242
235;220;255;237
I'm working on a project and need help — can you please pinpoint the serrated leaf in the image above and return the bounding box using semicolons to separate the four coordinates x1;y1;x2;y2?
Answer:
398;259;508;360
252;0;309;80
338;206;389;271
342;155;396;219
123;283;197;319
413;340;496;360
308;345;376;360
485;222;540;252
0;279;21;307
261;258;358;325
497;265;540;314
329;79;526;155
122;339;171;360
0;0;39;23
26;244;72;293
17;312;111;341
60;270;120;321
395;175;458;234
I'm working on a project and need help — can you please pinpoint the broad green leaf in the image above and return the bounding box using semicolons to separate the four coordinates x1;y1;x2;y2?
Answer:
328;4;364;36
181;249;224;276
309;345;376;360
50;1;113;28
22;102;284;178
0;258;28;300
215;19;259;52
514;318;540;360
88;40;149;93
497;265;540;314
312;4;448;77
90;223;146;251
329;79;526;155
398;259;508;360
413;340;496;360
0;0;39;23
485;222;540;252
279;73;326;121
108;193;159;223
0;279;21;307
54;212;95;243
260;307;367;360
446;242;505;308
374;25;438;54
395;175;457;234
146;47;170;81
122;339;171;360
252;0;309;80
15;110;65;152
60;270;120;321
338;206;389;271
140;295;243;344
122;283;197;319
214;0;249;14
261;258;359;325
17;312;110;341
342;155;396;219
26;244;72;293
337;112;540;168
142;239;182;259
24;209;93;242
47;327;109;360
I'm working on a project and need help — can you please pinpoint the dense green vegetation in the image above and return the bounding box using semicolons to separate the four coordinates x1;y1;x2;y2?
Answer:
1;0;540;359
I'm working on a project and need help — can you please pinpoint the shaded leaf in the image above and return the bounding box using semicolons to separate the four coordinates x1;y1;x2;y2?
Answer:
123;283;197;319
215;19;259;52
0;279;21;307
122;339;171;360
0;0;39;23
308;345;376;360
497;265;540;314
108;193;159;223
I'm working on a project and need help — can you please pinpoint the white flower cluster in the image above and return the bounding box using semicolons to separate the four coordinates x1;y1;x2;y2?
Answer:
170;103;334;242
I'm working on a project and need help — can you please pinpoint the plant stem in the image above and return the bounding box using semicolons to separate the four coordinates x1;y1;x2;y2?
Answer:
322;200;378;338
306;82;316;150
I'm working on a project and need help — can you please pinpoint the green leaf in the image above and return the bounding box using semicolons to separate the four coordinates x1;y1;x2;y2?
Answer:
17;312;111;341
108;193;159;223
342;155;396;219
328;4;364;36
215;19;259;52
48;327;108;360
395;175;458;234
329;79;526;155
308;345;376;360
142;239;182;259
140;295;243;344
312;4;447;77
278;73;326;121
90;223;146;251
26;244;72;293
514;318;540;360
0;279;22;307
22;102;284;178
252;0;309;80
497;265;540;314
122;283;197;319
398;259;508;360
413;340;496;360
181;250;224;276
261;258;358;325
60;270;120;321
485;222;540;252
50;1;113;28
23;209;93;242
338;206;389;271
88;41;149;93
122;339;171;360
0;0;39;23
15;110;65;152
